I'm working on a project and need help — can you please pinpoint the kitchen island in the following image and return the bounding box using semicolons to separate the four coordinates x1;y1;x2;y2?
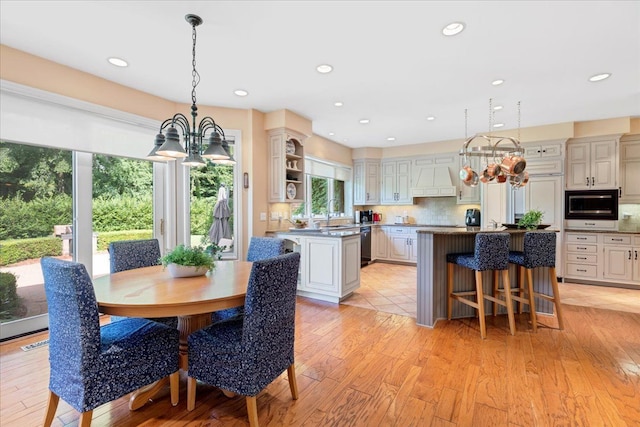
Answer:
270;229;361;303
416;227;558;328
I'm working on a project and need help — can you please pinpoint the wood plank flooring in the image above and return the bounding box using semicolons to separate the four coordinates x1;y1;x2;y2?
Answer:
1;265;639;426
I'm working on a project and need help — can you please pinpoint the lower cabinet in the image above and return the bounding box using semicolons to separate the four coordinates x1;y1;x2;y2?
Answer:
374;226;417;264
565;232;640;288
373;227;388;259
276;233;361;303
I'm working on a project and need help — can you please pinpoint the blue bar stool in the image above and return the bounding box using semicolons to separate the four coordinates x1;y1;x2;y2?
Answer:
506;231;564;332
447;232;515;339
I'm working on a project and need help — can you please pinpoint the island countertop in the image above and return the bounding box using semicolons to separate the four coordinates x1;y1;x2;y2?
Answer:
415;227;560;234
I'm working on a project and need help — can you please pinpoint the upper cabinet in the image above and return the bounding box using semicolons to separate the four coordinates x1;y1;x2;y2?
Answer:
353;159;380;205
411;154;457;198
521;140;565;175
268;128;305;203
380;159;412;204
620;136;640;203
566;138;617;189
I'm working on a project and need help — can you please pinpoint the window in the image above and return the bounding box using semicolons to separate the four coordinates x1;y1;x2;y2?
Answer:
291;157;351;219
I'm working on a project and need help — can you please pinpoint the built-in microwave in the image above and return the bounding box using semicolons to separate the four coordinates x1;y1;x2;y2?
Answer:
564;189;619;220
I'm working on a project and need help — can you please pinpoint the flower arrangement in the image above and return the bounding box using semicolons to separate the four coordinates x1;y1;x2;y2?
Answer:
160;244;216;275
518;209;544;230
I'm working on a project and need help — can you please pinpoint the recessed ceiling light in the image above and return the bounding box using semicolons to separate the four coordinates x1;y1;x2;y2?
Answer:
493;105;503;111
493;123;505;128
426;116;436;121
442;22;465;36
329;132;335;136
387;137;396;141
589;73;611;82
234;89;248;97
316;64;333;74
492;79;504;86
359;119;370;124
107;57;128;67
334;101;343;107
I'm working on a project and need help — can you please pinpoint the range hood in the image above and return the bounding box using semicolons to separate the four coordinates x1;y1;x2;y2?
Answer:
411;165;457;197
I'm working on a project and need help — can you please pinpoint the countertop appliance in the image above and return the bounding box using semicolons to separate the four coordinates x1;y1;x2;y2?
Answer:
360;210;373;223
354;210;362;224
465;209;481;227
565;189;619;221
360;226;371;267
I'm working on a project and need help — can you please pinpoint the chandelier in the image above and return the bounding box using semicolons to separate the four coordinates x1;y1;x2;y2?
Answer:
459;100;528;189
147;14;235;167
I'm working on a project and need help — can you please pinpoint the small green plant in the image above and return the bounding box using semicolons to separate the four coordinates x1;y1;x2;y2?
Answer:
159;245;216;271
519;209;544;230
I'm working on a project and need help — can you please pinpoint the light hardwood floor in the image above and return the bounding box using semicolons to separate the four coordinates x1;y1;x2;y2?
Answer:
1;264;639;426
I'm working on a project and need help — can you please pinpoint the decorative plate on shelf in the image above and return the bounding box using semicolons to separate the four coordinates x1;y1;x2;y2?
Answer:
285;140;296;155
286;183;297;199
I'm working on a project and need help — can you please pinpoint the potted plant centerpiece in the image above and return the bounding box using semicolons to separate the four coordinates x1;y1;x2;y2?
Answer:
518;209;548;230
160;244;219;278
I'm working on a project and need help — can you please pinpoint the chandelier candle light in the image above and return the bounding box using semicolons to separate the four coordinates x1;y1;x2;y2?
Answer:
147;14;235;167
459;100;528;189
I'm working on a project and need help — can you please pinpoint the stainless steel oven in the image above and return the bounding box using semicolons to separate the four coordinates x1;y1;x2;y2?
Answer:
565;189;619;220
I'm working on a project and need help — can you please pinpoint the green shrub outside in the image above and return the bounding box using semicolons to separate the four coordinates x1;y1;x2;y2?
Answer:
191;197;216;236
0;237;62;266
0;271;20;321
0;195;72;240
92;195;153;232
97;230;153;251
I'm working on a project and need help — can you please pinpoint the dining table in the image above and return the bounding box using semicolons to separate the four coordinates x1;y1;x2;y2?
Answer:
93;260;252;409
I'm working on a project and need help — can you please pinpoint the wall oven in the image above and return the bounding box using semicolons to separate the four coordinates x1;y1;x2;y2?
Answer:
565;189;619;220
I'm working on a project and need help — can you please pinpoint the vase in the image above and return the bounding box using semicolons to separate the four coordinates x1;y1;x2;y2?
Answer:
167;263;208;278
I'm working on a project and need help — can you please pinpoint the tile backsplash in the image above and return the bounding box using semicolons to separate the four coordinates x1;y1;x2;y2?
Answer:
619;204;640;232
359;198;479;226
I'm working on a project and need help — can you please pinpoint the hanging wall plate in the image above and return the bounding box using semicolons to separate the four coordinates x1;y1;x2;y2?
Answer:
286;183;297;199
286;140;296;155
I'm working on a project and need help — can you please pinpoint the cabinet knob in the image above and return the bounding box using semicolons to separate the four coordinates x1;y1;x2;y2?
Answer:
635;250;638;261
586;177;590;186
629;250;633;260
591;177;595;186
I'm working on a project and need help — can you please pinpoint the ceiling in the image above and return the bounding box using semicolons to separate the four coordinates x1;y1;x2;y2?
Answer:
1;1;639;149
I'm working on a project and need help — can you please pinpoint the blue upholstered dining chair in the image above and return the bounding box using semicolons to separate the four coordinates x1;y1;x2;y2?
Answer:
186;252;301;427
506;231;564;332
210;236;287;324
446;232;516;339
108;239;178;328
41;257;180;427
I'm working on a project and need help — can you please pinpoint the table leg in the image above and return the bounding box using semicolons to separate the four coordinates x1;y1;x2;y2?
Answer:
128;313;212;410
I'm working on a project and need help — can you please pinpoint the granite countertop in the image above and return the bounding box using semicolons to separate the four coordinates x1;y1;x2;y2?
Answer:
416;227;561;235
270;229;361;238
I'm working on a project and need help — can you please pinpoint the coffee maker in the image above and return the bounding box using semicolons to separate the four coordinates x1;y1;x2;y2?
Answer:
465;209;481;227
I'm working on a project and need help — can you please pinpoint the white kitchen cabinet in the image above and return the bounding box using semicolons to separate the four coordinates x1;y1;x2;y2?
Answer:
566;139;617;189
373;227;388;260
619;137;640;203
481;181;509;228
381;159;412;204
525;175;563;274
411;155;456;197
268;128;305;203
603;234;640;287
353;159;380;205
564;232;600;280
276;233;361;303
457;155;481;204
386;226;417;263
521;140;565;175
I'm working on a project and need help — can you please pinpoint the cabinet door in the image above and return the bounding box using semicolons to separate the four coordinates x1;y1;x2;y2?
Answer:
481;181;508;228
380;161;397;204
603;245;633;282
567;142;590;189
620;140;640;203
526;175;563;273
591;140;616;188
395;160;412;203
409;236;418;262
373;228;388;259
303;238;340;294
353;161;366;205
634;247;640;283
269;134;285;201
365;161;380;204
388;235;410;260
457;156;481;204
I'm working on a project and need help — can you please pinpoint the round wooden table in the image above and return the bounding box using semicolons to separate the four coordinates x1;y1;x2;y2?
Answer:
93;260;252;409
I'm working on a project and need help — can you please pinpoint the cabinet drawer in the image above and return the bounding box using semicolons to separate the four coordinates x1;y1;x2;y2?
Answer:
387;227;412;235
566;243;598;253
566;263;598;278
566;253;598;264
603;235;631;245
566;234;598;244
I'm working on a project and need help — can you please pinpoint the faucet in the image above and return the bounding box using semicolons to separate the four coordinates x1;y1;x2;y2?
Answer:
326;198;336;227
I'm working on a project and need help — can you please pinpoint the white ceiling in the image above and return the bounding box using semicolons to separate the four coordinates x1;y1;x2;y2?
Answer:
1;1;639;149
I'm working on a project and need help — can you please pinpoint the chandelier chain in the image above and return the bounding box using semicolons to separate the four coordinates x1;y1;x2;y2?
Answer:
191;22;200;106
